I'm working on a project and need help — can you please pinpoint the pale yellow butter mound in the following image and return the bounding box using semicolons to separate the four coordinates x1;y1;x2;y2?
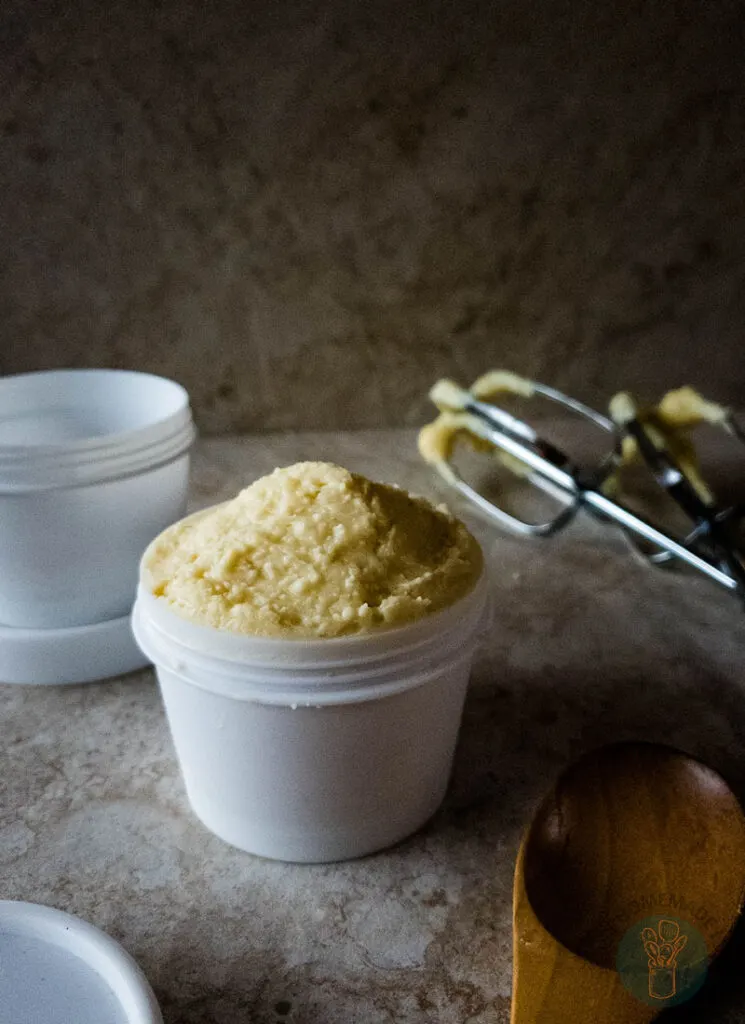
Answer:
145;462;483;638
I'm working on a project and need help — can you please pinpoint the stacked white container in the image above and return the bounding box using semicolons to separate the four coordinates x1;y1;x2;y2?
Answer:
0;369;195;684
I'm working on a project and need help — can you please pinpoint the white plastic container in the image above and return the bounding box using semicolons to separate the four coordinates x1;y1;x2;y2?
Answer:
132;570;489;863
0;369;195;631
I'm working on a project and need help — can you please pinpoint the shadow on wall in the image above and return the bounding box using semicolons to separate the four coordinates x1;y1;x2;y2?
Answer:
1;0;743;431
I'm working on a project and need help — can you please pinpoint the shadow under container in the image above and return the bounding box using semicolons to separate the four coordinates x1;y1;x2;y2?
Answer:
132;566;489;863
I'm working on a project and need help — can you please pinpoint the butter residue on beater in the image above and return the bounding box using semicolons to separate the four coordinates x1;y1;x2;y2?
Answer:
418;371;536;481
608;386;731;502
144;461;483;638
419;371;733;506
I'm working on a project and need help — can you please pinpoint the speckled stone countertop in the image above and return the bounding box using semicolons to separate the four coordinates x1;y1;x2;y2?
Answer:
3;430;745;1024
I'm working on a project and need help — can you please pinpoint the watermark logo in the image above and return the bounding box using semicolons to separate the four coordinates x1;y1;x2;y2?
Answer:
641;919;687;1000
617;913;708;1008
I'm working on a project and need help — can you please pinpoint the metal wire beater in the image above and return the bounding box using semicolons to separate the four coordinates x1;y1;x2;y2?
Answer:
425;379;745;605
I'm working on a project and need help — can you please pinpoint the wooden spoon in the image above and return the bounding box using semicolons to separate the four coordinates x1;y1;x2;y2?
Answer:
511;742;745;1023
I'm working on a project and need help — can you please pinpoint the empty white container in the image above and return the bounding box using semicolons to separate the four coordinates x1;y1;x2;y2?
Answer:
0;369;195;631
132;566;489;863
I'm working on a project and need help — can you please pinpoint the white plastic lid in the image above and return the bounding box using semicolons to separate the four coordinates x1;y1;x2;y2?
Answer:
0;612;150;685
0;901;162;1024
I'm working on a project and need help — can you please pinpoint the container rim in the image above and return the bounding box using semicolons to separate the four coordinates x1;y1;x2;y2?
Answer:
135;560;488;666
0;421;196;493
0;369;191;458
0;369;196;491
132;570;489;705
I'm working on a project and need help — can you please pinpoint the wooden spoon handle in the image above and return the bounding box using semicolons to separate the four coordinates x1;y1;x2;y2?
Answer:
511;845;657;1024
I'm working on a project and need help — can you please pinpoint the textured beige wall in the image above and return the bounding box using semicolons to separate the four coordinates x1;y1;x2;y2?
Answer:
1;0;744;433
